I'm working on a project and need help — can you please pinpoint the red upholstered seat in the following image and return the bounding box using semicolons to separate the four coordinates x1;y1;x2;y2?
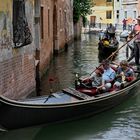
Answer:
77;88;97;96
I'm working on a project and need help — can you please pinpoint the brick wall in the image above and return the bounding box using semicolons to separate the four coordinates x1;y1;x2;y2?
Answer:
53;0;74;53
0;0;36;99
39;0;74;76
39;0;54;76
0;54;35;99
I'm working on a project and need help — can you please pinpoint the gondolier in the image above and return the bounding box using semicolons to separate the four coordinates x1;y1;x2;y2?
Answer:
98;30;119;59
106;23;116;41
128;16;140;68
80;67;104;88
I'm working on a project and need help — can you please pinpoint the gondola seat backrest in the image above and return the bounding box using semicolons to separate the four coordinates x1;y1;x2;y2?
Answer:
110;65;118;72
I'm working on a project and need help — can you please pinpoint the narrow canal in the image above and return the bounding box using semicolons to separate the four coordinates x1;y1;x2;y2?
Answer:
1;34;140;140
40;33;125;95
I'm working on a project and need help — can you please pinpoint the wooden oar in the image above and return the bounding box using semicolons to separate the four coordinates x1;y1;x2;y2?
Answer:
90;32;139;76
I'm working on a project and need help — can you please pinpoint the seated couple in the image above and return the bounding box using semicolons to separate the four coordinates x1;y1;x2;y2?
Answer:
113;60;135;90
82;60;135;93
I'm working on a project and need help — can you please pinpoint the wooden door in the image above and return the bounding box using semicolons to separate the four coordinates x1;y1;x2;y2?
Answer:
90;16;96;27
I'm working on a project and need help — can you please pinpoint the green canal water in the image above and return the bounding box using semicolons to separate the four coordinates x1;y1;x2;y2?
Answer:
1;34;140;140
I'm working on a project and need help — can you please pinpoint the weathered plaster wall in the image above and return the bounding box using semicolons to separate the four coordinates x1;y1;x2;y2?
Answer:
54;0;74;52
39;0;74;76
39;0;54;75
0;0;12;56
87;0;114;24
138;0;140;16
0;0;36;99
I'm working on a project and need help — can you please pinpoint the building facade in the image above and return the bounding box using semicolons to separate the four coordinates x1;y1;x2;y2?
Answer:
87;0;114;26
114;0;123;24
39;0;54;75
137;0;140;15
122;0;138;19
113;0;140;27
37;0;74;77
0;0;36;99
53;0;73;53
0;0;74;99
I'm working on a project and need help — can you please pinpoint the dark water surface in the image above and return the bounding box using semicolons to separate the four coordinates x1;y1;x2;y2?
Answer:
1;34;140;140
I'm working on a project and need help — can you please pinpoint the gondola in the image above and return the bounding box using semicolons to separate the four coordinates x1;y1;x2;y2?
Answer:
0;69;140;131
98;31;119;56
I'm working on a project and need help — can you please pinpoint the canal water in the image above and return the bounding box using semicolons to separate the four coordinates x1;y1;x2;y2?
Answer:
1;34;140;140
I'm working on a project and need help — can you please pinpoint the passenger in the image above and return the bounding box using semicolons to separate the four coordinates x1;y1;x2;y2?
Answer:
97;60;116;92
81;67;104;88
113;60;135;90
89;67;104;87
128;16;140;68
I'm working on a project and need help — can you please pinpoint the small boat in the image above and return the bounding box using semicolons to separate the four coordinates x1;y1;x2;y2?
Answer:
120;30;131;42
98;32;119;56
0;69;140;131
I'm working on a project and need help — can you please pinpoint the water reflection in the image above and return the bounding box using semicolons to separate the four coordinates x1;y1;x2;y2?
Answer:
33;92;140;140
40;34;101;94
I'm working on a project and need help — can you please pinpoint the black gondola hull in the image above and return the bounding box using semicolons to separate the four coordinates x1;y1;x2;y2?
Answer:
98;42;119;54
0;79;140;130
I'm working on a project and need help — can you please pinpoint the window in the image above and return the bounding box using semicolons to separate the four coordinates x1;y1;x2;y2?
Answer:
48;9;50;37
116;10;119;19
134;11;136;19
59;9;63;30
106;11;112;19
41;7;44;39
124;11;127;19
